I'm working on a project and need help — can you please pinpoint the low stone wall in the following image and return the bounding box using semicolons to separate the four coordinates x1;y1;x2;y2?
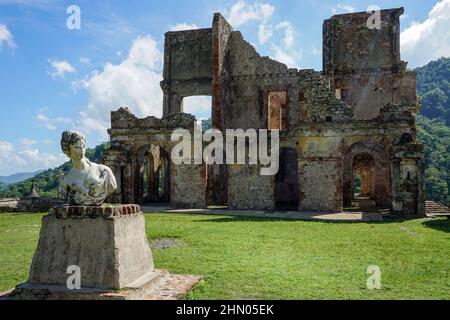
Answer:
0;197;65;213
0;198;20;212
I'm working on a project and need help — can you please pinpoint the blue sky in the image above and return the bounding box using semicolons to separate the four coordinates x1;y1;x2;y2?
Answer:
0;0;449;175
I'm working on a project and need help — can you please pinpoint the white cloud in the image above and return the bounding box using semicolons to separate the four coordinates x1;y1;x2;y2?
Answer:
271;44;298;68
260;3;275;21
227;1;258;27
0;139;65;176
48;59;76;78
19;138;37;147
258;24;273;45
227;1;275;27
36;113;71;131
182;96;212;117
75;35;163;139
225;1;298;67
276;21;294;48
169;23;199;31
227;1;276;46
42;139;54;145
332;4;355;14
401;0;450;68
0;24;16;48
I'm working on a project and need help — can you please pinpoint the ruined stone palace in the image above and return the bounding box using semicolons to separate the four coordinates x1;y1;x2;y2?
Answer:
103;8;425;216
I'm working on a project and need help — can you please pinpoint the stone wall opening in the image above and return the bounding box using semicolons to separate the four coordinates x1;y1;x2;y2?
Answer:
274;148;299;210
343;142;391;209
182;96;212;127
352;153;376;207
268;91;288;131
137;145;170;205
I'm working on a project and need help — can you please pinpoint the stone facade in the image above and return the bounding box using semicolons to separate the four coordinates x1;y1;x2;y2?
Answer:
104;8;425;216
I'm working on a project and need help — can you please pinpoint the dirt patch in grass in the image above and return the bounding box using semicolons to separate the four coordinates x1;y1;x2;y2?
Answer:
150;238;184;250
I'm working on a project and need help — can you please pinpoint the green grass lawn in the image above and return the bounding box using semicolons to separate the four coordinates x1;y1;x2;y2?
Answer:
0;212;449;299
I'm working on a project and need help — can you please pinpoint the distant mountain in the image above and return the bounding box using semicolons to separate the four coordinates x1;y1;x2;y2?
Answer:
0;170;45;185
0;143;110;199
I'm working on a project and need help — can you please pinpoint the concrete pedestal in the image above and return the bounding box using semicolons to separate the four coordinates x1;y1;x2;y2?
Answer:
6;205;201;300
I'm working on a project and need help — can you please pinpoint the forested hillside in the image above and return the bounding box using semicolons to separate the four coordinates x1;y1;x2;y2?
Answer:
415;57;450;205
0;143;110;198
416;57;450;125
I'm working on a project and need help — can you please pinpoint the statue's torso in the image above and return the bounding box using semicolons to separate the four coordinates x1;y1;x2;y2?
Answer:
59;161;117;206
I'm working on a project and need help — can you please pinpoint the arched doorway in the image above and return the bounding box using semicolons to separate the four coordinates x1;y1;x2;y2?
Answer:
274;148;299;210
343;142;390;209
136;145;170;205
352;153;376;208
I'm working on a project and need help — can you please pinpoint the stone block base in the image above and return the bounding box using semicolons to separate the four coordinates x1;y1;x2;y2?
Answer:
28;205;154;289
5;270;202;300
2;204;202;300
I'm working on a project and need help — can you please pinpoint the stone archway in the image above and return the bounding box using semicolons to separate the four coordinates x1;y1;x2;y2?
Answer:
343;142;391;208
135;145;171;205
353;153;376;199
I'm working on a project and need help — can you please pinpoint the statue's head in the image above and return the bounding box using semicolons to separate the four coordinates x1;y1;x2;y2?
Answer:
61;131;86;161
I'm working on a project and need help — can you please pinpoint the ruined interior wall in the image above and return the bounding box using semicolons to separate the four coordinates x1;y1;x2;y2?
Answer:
227;164;275;210
222;29;353;210
297;70;353;122
224;118;418;213
212;13;233;130
296;132;343;211
208;13;233;206
295;118;421;212
224;32;353;130
323;8;418;120
324;9;402;74
105;108;207;207
162;29;213;115
171;164;207;208
299;160;342;212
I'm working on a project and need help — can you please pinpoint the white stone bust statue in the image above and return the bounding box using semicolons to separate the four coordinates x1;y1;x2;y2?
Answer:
58;131;117;206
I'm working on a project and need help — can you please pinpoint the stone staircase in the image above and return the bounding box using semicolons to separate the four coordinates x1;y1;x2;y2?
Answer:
425;201;450;218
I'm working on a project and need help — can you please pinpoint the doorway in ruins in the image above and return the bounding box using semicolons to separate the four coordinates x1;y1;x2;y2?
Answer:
352;153;376;208
137;145;170;205
343;142;391;211
274;148;299;211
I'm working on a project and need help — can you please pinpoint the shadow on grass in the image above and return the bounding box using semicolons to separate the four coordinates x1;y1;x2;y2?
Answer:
422;218;450;233
191;214;421;225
